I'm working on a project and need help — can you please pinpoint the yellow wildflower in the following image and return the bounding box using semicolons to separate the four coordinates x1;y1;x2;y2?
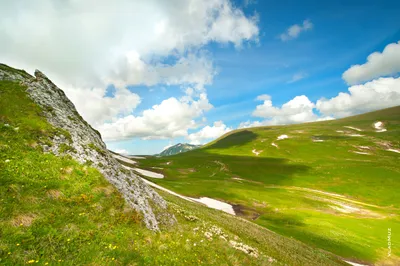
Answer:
16;243;20;246
28;260;35;264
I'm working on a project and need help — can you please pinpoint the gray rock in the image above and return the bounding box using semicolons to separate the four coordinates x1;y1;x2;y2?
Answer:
0;64;175;231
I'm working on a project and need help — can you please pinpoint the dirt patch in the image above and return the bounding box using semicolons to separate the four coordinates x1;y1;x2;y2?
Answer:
178;168;196;174
11;214;36;227
214;160;228;172
232;204;261;220
93;185;115;196
47;189;64;199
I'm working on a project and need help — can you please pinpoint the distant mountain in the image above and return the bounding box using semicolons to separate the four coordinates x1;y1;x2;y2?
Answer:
158;143;201;156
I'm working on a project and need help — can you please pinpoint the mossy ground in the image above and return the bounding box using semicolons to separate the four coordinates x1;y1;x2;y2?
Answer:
0;80;345;265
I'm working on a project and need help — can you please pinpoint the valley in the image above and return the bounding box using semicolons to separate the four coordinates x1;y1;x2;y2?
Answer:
132;106;400;265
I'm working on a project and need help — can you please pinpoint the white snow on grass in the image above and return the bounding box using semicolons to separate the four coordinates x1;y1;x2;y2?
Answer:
142;178;235;215
313;139;324;142
336;130;344;133
128;155;146;159
252;149;263;156
133;168;164;179
348;134;364;137
271;142;278;148
188;197;235;215
123;164;236;215
374;121;387;132
344;126;362;131
387;149;400;153
112;154;137;164
344;260;368;266
277;134;289;140
330;204;360;213
357;146;370;150
352;151;370;155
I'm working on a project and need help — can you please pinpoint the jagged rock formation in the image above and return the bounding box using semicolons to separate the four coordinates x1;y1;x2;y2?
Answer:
0;64;175;230
158;143;201;156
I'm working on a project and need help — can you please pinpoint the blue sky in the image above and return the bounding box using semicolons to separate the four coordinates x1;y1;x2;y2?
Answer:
2;0;400;155
107;0;400;154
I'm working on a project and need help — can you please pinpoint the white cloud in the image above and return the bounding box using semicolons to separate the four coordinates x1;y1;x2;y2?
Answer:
317;77;400;117
0;0;259;132
342;41;400;85
187;121;232;144
99;93;213;141
238;120;263;129
62;85;141;127
245;77;400;129
114;149;129;155
253;95;318;124
288;73;307;83
279;20;313;41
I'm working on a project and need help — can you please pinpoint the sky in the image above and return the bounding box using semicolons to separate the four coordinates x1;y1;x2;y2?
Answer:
1;0;400;155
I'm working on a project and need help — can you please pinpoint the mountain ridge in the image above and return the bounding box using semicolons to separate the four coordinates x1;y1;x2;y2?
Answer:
158;143;201;156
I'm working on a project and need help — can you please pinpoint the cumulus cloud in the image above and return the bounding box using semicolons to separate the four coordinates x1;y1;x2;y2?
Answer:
342;41;400;85
279;20;313;41
253;95;319;124
187;121;232;144
62;85;141;126
317;77;400;117
245;77;399;129
0;0;259;136
99;93;213;141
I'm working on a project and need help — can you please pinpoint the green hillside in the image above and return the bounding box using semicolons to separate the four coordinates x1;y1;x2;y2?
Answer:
138;106;400;265
0;73;346;265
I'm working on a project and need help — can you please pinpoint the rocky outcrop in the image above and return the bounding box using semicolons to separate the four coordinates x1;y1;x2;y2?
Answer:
0;64;175;230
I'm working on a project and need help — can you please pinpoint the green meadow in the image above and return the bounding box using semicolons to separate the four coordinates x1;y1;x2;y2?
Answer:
139;106;400;265
0;79;347;265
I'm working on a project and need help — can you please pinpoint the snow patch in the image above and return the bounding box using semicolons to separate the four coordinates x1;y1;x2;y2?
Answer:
336;130;344;133
344;126;362;131
189;197;235;215
348;134;364;137
374;121;387;132
277;135;289;140
133;168;164;179
313;139;324;142
387;149;400;153
112;154;137;165
352;151;370;155
252;149;263;156
141;178;235;215
128;155;146;159
344;260;368;266
330;204;360;213
271;142;278;148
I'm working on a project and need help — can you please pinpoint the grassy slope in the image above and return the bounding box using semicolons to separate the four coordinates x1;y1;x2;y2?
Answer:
0;79;345;265
139;106;400;265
